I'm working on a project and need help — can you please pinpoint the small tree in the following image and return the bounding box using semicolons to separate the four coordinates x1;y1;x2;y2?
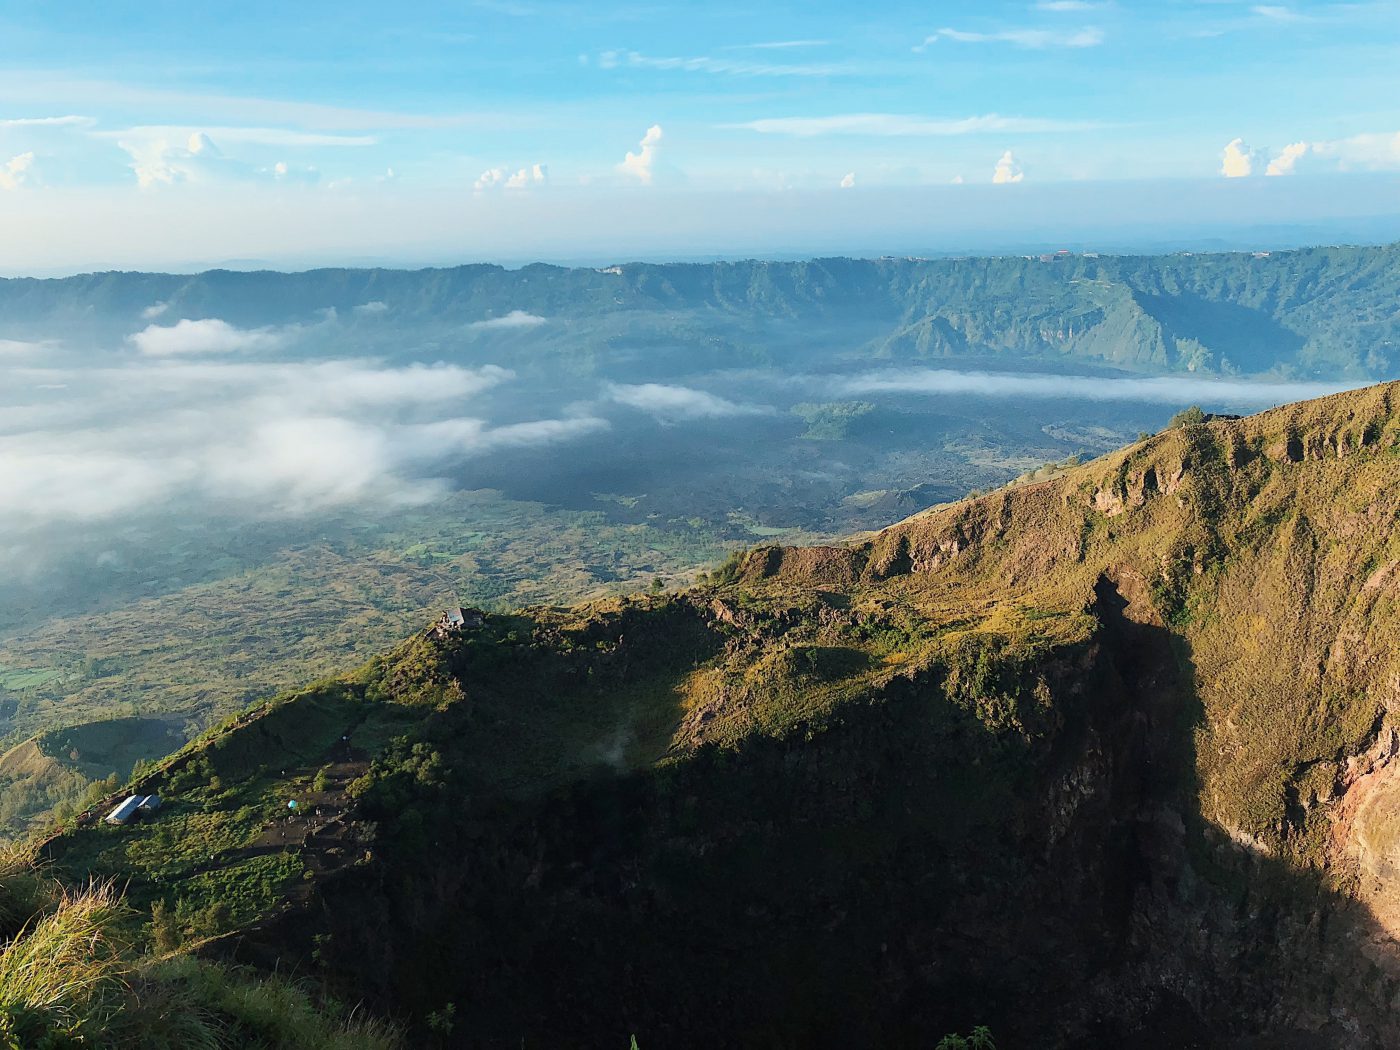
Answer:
150;899;181;953
1168;404;1206;428
425;1003;455;1036
937;1027;995;1050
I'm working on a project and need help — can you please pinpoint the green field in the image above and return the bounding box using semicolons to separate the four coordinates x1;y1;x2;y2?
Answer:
0;664;63;691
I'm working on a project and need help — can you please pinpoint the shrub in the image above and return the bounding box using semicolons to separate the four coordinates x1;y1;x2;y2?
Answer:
1168;405;1207;429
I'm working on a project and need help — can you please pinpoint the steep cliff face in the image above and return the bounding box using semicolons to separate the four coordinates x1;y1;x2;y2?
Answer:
309;602;1180;1048
293;563;1400;1048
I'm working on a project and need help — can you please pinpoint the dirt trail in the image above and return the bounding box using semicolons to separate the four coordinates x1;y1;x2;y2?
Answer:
237;736;373;901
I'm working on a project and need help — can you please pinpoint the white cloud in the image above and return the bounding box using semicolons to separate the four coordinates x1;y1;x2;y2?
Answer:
834;368;1360;405
915;26;1104;50
992;150;1024;184
1036;1;1097;9
604;382;769;421
839;172;856;189
726;112;1102;137
0;357;599;524
474;162;548;191
353;300;389;315
597;49;848;77
0;115;95;129
620;124;663;185
1213;131;1400;177
0;152;34;191
722;39;830;50
473;167;507;191
0;72;497;131
105;126;346;188
507;163;548;188
141;301;171;320
127;317;289;356
1266;141;1308;176
466;416;608;448
466;310;547;330
100;125;377;149
269;159;320;183
311;362;513;405
1251;5;1309;22
0;338;56;356
1311;131;1400;172
1220;137;1257;177
117;129;228;188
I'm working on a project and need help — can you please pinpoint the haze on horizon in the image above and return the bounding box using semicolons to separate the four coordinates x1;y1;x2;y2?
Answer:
2;0;1400;274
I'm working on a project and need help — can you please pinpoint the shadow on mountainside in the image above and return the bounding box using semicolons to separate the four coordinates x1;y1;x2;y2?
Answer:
1133;291;1306;373
221;578;1400;1049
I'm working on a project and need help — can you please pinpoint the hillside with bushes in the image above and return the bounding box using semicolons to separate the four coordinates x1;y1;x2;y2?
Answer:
31;380;1400;1046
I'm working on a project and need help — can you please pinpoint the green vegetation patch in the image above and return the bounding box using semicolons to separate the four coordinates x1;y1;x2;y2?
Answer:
0;665;61;691
791;400;875;440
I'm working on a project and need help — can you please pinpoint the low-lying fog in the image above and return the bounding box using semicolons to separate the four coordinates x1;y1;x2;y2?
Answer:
0;308;1370;629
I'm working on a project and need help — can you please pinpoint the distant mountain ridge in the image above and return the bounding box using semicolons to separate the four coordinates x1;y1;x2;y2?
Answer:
4;243;1400;378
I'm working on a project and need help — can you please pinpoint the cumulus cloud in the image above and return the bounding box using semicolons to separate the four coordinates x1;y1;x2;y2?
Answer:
509;163;548;187
0;356;600;525
141;301;170;320
117;129;227;188
620;124;663;184
839;172;856;189
604;382;770;421
466;310;547;330
271;160;321;183
0;152;34;191
474;163;548;191
354;300;389;315
1266;141;1308;176
992;150;1024;184
127;318;290;356
1213;132;1400;177
915;26;1104;50
1220;137;1257;178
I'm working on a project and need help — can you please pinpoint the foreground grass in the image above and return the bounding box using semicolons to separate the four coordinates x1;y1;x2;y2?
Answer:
0;843;398;1049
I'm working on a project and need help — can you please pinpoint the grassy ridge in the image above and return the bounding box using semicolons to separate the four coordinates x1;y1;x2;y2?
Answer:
34;380;1400;1044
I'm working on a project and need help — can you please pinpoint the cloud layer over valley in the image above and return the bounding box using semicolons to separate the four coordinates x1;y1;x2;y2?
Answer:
0;347;605;535
829;368;1360;406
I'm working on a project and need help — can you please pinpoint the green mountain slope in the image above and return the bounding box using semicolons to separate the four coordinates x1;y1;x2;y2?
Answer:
39;380;1400;1047
5;245;1400;377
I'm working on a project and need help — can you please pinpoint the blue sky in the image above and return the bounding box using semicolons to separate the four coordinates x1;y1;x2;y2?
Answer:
2;0;1399;271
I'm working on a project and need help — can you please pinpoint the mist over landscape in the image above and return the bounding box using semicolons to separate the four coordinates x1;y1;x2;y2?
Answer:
7;2;1400;1047
4;251;1396;782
